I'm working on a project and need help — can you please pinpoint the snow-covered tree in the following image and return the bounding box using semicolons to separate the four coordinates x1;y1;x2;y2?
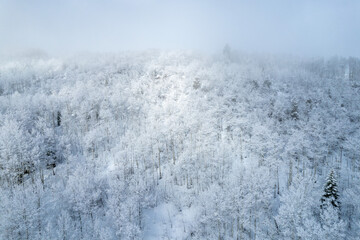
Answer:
321;169;340;210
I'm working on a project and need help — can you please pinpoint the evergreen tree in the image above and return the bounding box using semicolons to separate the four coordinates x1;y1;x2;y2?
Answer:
57;111;62;127
320;170;340;210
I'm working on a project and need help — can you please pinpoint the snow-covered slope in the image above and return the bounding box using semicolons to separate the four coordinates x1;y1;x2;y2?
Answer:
0;51;359;239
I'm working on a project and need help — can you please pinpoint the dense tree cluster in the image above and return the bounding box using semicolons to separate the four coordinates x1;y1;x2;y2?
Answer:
0;50;360;239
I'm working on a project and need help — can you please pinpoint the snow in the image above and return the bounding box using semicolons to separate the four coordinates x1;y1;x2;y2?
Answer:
1;51;360;239
143;203;199;240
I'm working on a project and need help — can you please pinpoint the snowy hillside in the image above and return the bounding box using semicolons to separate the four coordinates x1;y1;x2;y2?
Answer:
1;50;360;239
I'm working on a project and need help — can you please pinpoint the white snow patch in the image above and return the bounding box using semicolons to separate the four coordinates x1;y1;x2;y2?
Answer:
143;203;199;240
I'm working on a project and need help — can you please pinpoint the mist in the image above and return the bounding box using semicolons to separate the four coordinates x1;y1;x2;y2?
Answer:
1;0;360;57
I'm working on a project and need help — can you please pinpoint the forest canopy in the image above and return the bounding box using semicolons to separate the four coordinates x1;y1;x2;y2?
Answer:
0;50;359;239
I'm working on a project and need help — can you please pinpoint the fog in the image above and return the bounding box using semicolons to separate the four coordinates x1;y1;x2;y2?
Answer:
1;0;359;57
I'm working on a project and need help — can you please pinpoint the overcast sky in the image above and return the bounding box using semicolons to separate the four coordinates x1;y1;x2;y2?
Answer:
1;0;359;57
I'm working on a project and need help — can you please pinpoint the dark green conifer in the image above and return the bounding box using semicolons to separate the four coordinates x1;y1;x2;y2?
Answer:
320;170;340;210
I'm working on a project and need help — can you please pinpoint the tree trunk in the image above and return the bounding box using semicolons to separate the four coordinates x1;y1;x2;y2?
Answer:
158;148;162;179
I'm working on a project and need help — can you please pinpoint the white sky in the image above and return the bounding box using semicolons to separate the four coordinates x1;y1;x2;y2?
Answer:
1;0;359;57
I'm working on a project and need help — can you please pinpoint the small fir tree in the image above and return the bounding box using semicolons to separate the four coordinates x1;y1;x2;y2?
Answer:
320;170;340;210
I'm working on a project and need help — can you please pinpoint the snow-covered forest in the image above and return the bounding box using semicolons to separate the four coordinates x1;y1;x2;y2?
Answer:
1;50;360;239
